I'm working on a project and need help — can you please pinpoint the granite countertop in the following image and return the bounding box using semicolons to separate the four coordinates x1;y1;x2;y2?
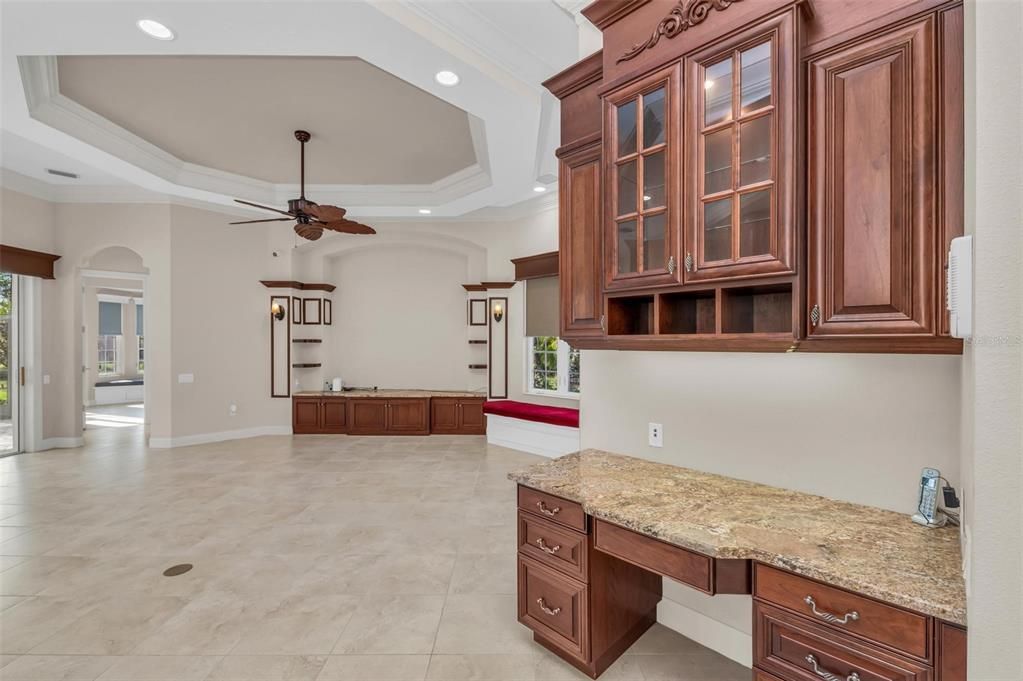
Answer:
294;389;486;398
509;449;966;625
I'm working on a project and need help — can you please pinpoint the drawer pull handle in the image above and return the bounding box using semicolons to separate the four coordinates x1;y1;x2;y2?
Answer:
804;596;859;625
535;501;561;516
536;598;561;616
535;538;561;554
805;655;860;681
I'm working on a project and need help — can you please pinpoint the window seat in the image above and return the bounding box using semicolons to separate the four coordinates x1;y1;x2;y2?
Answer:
95;378;144;387
482;400;580;458
94;379;144;405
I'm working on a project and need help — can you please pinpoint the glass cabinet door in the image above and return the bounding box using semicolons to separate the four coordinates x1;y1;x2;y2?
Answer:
684;11;799;283
605;64;680;289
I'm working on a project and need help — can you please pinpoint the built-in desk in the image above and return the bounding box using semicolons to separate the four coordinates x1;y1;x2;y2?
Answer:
509;450;967;680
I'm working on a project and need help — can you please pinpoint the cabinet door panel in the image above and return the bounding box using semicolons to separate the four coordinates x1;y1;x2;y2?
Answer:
684;9;799;283
347;399;388;434
387;399;429;434
559;142;604;338
293;399;321;434
321;399;347;434
458;399;486;434
430;398;460;434
808;17;935;336
604;64;681;290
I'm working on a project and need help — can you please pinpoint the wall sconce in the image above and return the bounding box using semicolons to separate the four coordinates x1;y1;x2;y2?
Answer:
492;302;504;323
271;301;287;321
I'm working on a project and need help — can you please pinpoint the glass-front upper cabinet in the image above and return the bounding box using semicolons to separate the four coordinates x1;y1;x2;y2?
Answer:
683;10;799;283
604;64;681;290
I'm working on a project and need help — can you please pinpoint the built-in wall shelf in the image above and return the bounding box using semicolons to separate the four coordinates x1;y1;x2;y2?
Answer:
293;339;323;343
261;280;336;292
292;363;322;368
468;340;488;345
468;364;488;370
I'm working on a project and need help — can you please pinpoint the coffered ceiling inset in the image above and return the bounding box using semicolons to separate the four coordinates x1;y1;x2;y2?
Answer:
55;55;477;185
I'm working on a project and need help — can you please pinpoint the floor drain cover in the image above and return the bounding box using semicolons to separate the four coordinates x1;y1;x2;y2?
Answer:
162;563;193;577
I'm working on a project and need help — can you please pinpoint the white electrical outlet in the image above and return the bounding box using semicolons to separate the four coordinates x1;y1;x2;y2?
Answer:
177;373;194;384
43;374;51;385
229;404;238;416
648;422;663;448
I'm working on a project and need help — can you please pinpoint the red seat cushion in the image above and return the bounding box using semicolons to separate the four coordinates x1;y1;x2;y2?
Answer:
482;400;579;428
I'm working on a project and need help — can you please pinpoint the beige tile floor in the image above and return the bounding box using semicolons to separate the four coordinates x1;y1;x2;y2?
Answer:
0;425;749;681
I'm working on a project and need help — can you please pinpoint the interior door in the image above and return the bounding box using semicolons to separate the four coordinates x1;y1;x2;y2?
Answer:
807;17;936;337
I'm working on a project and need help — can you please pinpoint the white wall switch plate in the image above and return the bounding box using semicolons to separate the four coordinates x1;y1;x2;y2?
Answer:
648;422;663;448
43;374;51;385
177;373;194;384
229;404;237;416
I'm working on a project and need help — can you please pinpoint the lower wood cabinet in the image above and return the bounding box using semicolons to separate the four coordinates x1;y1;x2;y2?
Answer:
347;398;429;435
430;397;486;434
292;397;347;434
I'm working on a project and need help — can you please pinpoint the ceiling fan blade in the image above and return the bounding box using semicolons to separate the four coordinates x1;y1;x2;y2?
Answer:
234;199;295;217
323;219;376;235
294;223;324;241
305;204;347;222
229;217;294;225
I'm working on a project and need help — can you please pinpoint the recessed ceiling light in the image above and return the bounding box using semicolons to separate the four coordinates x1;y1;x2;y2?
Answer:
435;70;460;87
418;208;432;215
533;186;546;193
137;19;175;41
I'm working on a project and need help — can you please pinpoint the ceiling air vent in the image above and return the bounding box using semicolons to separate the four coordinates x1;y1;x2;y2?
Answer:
45;168;79;179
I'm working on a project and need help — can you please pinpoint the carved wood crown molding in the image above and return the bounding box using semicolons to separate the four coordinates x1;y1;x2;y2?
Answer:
617;0;744;63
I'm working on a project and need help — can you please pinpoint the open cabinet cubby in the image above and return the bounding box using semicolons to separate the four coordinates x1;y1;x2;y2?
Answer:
720;284;793;334
659;291;716;335
605;282;794;341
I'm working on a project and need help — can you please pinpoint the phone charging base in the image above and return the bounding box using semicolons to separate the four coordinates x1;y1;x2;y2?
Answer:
912;512;948;528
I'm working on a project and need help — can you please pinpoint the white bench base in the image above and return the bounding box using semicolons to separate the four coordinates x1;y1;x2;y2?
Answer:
485;414;580;459
94;383;144;405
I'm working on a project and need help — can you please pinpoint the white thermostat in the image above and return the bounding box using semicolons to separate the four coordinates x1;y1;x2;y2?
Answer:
946;235;973;340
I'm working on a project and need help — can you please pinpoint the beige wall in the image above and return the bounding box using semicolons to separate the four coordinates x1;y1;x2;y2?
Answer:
961;0;1023;676
323;245;471;391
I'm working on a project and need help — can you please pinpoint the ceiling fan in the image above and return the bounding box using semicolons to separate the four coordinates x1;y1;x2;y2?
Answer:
229;130;376;241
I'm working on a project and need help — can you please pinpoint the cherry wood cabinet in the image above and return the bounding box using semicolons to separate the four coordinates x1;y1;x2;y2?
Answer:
807;16;937;340
292;396;347;434
348;398;429;435
545;0;963;354
604;64;682;290
430;397;486;435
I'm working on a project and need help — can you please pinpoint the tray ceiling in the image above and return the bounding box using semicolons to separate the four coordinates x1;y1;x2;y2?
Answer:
56;55;477;185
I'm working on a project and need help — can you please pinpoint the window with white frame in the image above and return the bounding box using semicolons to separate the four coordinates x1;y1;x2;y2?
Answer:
137;335;144;373
97;335;121;376
527;336;580;397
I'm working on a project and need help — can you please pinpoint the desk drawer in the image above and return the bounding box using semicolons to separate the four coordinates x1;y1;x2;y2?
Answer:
755;602;931;681
518;511;589;581
518;555;588;661
593;519;712;593
518;486;587;532
755;564;931;660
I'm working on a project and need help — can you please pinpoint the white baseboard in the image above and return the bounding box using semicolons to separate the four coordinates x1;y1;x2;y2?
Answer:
657;597;753;668
36;437;86;451
485;414;580;458
148;425;292;449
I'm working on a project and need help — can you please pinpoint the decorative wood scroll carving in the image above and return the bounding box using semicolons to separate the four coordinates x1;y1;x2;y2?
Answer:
618;0;743;63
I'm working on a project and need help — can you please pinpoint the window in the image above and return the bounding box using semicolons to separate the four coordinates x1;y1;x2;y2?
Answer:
97;335;121;376
527;336;581;398
137;335;144;373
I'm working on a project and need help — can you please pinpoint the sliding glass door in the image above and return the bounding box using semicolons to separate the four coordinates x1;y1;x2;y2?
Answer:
0;273;18;456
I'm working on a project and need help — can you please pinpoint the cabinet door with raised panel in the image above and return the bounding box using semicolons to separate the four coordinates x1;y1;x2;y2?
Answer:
604;63;681;290
684;9;799;283
321;398;347;434
807;17;936;337
347;399;387;434
293;398;322;434
386;399;430;434
430;398;460;434
458;399;486;434
559;141;604;338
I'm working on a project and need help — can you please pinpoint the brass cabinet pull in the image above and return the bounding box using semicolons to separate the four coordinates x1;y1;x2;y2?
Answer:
804;596;859;625
536;598;561;616
535;538;561;554
805;654;860;681
535;500;560;516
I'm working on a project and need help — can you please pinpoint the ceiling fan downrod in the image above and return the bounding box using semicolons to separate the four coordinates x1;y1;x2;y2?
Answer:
295;129;311;201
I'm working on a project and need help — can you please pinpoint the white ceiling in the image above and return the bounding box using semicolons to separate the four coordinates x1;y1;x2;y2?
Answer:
0;1;589;220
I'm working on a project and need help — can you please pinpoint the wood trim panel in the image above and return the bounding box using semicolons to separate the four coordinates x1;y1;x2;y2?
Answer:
937;4;964;337
593;519;713;593
260;280;337;292
323;299;332;325
270;295;290;398
462;283;487;291
481;281;516;289
292;296;303;324
934;622;966;681
542;50;604;98
302;298;322;325
582;0;652;30
512;251;560;280
488;295;509;399
0;244;61;279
